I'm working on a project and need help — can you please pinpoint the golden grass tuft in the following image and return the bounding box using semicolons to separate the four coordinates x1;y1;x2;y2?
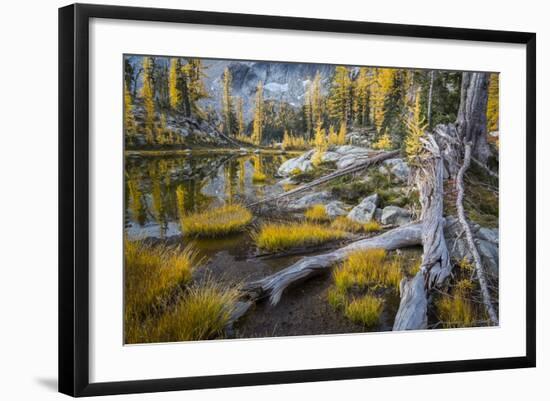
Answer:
363;221;382;233
181;204;253;237
254;222;346;252
333;248;403;292
327;288;347;309
304;204;330;222
330;216;381;233
124;240;199;317
126;280;239;344
344;295;383;327
435;279;478;328
124;240;201;342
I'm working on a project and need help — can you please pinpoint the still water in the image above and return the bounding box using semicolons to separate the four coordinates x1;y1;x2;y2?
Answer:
124;152;290;240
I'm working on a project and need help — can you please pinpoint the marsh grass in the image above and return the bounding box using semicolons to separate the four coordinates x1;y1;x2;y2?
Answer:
344;295;383;328
328;248;406;328
126;280;239;344
333;248;403;292
124;240;201;342
254;222;346;252
435;279;481;328
330;216;381;234
181;204;253;237
124;240;199;317
304;204;330;222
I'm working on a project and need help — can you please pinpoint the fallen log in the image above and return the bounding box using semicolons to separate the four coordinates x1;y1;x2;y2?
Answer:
247;149;399;207
241;222;423;305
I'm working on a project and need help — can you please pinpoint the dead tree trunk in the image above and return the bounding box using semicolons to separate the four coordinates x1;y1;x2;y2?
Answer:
393;135;452;330
455;142;499;325
456;72;491;164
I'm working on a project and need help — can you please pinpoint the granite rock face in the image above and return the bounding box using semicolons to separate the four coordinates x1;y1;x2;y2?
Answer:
347;194;379;224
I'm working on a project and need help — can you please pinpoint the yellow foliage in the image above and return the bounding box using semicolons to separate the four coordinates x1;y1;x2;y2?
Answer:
126;280;238;344
251;81;264;146
344;295;383;328
353;67;374;126
168;58;182;110
235;133;255;145
180;204;253;237
363;221;382;233
330;217;381;234
124;83;136;137
327;125;339;146
141;57;156;144
282;130;310;150
175;185;185;218
372;133;393;150
435;279;478;328
252;155;266;182
337;122;347;145
124;240;200;333
304;204;330;222
405;88;428;160
311;121;327;166
328;66;353;126
327;288;348;309
487;73;499;132
333;248;403;292
254;222;346;252
371;68;396;133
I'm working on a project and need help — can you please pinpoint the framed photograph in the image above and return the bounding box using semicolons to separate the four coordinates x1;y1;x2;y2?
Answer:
59;3;536;397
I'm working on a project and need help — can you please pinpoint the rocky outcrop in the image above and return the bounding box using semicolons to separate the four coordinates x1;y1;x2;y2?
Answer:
380;206;412;226
444;217;499;277
325;201;348;218
285;191;332;210
277;146;373;177
131;106;235;148
379;158;410;182
277;150;314;176
347;194;379;223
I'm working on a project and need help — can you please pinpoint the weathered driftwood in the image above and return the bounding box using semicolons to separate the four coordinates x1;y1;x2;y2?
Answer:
393;135;452;330
241;222;423;305
247;149;399;207
455;143;499;325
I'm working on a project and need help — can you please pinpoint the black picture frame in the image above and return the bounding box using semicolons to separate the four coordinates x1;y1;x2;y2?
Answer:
59;3;536;397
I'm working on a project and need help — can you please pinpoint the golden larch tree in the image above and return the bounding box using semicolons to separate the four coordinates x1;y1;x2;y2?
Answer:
251;81;264;146
328;66;352;126
221;67;235;137
141;57;156;144
311;121;327;166
353;67;373;126
124;82;136;139
404;88;428;160
168;58;182;111
337;121;347;145
370;68;396;134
